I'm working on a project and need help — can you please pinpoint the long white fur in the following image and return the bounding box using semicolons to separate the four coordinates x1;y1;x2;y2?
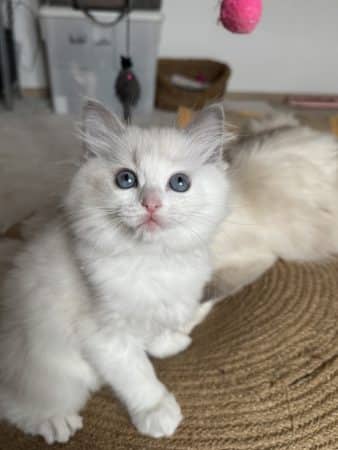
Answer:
211;116;338;298
0;101;229;443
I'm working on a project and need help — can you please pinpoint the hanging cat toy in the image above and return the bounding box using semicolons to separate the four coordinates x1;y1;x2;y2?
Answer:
115;0;263;122
114;0;141;123
82;0;141;123
219;0;263;34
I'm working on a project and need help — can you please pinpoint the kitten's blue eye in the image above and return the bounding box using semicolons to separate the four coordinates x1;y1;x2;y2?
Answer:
168;173;191;193
115;169;137;189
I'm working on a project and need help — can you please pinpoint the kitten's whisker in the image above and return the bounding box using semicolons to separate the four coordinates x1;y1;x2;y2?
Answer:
168;217;206;246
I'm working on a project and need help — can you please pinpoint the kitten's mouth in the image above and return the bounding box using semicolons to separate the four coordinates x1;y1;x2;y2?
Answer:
139;215;162;232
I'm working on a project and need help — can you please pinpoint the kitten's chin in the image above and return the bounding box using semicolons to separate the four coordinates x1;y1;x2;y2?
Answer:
142;220;160;232
136;214;165;233
136;217;164;241
118;213;165;241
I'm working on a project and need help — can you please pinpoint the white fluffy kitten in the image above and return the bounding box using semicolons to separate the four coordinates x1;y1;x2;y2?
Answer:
210;115;338;299
0;101;229;443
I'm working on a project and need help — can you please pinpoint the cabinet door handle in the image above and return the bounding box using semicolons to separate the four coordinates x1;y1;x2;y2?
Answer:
69;34;87;45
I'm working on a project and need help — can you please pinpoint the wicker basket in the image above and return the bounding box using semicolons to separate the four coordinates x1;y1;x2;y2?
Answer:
156;58;231;110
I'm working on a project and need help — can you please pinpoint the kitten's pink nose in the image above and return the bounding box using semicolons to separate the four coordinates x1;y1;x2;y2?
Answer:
142;193;162;213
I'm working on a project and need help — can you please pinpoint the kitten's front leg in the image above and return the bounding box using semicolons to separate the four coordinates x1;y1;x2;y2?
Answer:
85;332;182;438
147;330;192;359
147;302;215;359
180;300;215;335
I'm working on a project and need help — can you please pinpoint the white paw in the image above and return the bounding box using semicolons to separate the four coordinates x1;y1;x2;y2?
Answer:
132;392;182;438
31;414;83;444
148;332;192;359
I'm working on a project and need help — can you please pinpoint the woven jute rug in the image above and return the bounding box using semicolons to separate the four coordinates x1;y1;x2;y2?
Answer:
1;258;338;450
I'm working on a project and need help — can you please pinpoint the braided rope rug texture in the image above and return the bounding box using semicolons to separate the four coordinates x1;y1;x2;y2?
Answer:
1;259;338;450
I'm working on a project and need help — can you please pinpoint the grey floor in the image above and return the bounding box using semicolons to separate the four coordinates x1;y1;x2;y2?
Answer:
0;99;80;230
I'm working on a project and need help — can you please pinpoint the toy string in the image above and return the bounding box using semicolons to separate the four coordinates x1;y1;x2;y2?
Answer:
126;0;131;56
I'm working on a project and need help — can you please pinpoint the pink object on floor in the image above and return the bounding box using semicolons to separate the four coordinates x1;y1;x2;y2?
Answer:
220;0;262;34
286;95;338;109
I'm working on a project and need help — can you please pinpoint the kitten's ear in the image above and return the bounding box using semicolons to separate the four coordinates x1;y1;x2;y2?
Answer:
81;99;126;158
186;104;228;164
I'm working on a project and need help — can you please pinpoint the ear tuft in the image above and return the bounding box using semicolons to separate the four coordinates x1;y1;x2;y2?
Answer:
81;99;126;158
186;104;230;164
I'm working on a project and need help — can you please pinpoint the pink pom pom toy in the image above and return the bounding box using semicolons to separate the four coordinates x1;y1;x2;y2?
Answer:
220;0;262;34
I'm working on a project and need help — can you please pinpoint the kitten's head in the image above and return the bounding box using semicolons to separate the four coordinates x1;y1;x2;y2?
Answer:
66;100;230;251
